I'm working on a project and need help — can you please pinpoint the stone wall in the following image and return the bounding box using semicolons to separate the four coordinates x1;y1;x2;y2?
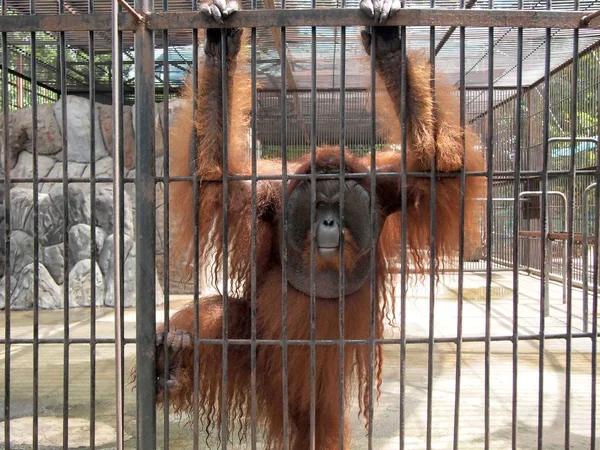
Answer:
0;95;192;310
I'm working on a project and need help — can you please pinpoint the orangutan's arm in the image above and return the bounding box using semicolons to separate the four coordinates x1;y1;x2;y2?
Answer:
359;24;486;269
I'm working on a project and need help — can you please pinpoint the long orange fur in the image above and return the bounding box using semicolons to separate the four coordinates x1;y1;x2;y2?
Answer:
155;25;485;450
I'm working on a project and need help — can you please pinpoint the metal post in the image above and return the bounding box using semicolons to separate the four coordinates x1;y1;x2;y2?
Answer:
134;0;157;448
547;138;599;304
518;191;568;313
582;183;597;333
111;0;124;447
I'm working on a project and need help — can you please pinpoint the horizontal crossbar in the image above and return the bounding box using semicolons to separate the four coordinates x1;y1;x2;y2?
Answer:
0;8;599;32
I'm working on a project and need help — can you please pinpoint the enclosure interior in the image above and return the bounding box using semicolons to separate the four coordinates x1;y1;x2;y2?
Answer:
0;0;600;448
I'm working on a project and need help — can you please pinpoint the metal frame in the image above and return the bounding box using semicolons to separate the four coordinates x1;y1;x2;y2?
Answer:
0;8;600;32
582;182;597;332
1;4;599;450
519;191;569;309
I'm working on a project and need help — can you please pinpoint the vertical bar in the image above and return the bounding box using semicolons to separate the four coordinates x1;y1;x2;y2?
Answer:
134;0;157;444
583;187;589;334
88;0;98;443
564;11;579;447
57;0;70;441
309;6;317;450
537;18;551;450
161;4;171;448
250;2;258;446
30;2;40;445
338;5;346;449
452;13;467;450
1;5;11;449
590;68;599;450
399;20;408;450
118;43;126;367
112;0;125;445
428;2;438;447
220;28;230;449
118;21;126;450
280;9;290;449
583;187;594;333
367;27;376;450
191;13;200;450
511;6;524;448
484;3;495;448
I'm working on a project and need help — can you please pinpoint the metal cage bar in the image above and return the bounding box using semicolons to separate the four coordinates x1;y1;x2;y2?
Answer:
2;3;11;447
280;8;290;449
133;0;157;444
220;26;230;449
428;2;439;447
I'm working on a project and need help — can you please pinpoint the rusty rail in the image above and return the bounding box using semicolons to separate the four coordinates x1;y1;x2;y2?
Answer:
1;8;600;32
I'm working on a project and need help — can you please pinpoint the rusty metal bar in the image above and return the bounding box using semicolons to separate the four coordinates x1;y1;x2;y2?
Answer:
1;12;11;450
537;15;551;446
483;3;494;446
2;332;600;346
564;18;580;447
367;27;377;450
511;6;524;446
434;0;478;55
582;183;597;333
0;12;136;31
134;0;157;443
399;21;409;450
280;14;291;450
581;9;600;25
0;8;598;33
117;0;143;22
112;0;125;447
145;9;600;29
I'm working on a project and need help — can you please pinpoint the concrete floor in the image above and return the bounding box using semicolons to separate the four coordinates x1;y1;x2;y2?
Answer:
0;271;598;449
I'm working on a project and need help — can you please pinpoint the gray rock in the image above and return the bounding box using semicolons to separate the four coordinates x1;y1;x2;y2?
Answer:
23;103;63;156
95;185;134;237
131;103;164;159
9;230;34;276
66;183;93;226
68;259;104;307
45;183;94;230
9;263;63;310
0;218;5;260
99;234;163;307
69;223;106;268
0;275;16;310
0;245;5;279
99;233;135;307
81;156;114;179
9;188;34;234
125;242;164;306
98;104;136;169
41;160;89;192
53;96;108;163
10;152;57;184
121;242;137;308
38;188;64;246
0;107;29;169
41;243;64;284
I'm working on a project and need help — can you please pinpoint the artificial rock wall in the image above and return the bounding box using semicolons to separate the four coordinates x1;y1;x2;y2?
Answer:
0;95;191;310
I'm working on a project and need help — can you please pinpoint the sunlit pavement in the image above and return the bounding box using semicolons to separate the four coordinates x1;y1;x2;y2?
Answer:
1;271;597;449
